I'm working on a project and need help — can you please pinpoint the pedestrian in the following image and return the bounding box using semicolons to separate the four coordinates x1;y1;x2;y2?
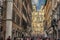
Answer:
42;38;45;40
1;37;3;40
0;37;3;40
46;37;49;40
31;37;34;40
14;37;16;40
40;38;42;40
37;37;42;40
7;36;11;40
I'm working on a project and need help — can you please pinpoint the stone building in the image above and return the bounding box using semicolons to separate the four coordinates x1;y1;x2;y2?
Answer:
44;0;53;39
0;0;32;40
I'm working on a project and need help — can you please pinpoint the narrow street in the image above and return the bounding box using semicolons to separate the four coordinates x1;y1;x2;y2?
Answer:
0;0;60;40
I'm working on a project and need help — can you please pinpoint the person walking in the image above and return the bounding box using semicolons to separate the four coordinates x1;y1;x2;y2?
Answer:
7;36;11;40
37;37;42;40
46;38;49;40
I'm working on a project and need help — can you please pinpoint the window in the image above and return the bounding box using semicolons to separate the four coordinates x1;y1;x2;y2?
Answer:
27;13;31;20
12;10;16;22
0;26;3;32
0;7;1;13
17;0;19;8
16;15;20;25
22;6;27;17
0;6;3;16
59;6;60;17
21;18;27;29
12;10;15;22
13;0;15;3
0;18;2;24
24;0;27;8
16;31;18;37
14;0;18;7
12;10;20;26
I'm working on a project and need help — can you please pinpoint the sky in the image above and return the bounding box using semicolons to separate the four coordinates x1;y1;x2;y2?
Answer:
32;0;46;11
32;0;38;4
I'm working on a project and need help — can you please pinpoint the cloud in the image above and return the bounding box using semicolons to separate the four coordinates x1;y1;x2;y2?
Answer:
32;0;38;4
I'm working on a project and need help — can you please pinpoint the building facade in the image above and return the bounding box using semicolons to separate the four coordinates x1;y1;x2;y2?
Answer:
0;0;7;40
0;0;32;40
44;0;53;39
52;0;60;39
44;0;60;39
